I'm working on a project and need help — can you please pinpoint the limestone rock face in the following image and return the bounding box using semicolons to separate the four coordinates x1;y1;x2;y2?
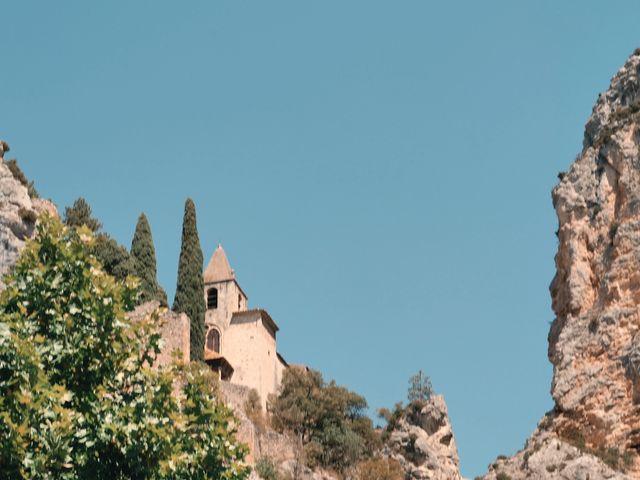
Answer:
385;395;462;480
482;50;640;478
0;152;57;288
484;428;632;480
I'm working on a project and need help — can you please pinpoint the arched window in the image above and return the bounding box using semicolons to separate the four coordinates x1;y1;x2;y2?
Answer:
207;288;218;309
206;328;220;353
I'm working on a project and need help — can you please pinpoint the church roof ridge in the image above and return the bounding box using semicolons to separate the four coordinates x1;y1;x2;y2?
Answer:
204;244;235;283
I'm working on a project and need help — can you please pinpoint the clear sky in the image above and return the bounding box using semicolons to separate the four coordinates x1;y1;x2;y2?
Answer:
2;1;640;476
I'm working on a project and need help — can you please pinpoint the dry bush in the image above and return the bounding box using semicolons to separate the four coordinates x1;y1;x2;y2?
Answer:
355;456;403;480
245;388;267;432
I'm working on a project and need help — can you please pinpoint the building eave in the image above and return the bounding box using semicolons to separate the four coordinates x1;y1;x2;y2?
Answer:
276;352;288;367
231;308;279;333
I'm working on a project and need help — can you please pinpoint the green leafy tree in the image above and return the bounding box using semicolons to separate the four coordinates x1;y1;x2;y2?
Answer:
131;213;167;306
173;198;205;362
93;234;135;280
0;216;249;479
63;198;134;282
271;366;380;471
407;370;433;403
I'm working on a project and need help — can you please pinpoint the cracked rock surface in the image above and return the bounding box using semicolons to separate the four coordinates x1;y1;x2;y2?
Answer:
0;152;56;288
482;50;640;479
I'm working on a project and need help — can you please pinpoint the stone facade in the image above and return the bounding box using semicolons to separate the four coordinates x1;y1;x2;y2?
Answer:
203;245;287;409
129;301;190;367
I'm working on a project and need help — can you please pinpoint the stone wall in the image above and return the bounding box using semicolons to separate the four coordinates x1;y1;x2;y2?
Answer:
128;301;190;366
220;382;296;465
204;278;247;332
224;312;279;410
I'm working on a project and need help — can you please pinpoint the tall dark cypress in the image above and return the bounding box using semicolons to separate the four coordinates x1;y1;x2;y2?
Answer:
131;213;168;306
173;199;205;362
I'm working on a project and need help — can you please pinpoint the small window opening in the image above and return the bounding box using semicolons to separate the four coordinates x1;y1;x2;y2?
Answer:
207;288;218;309
238;294;242;309
206;328;220;353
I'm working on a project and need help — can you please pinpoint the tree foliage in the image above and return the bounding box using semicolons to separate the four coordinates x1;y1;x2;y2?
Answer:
0;216;249;479
130;213;167;306
407;370;433;403
270;367;380;471
63;198;102;232
173;199;205;362
63;198;134;282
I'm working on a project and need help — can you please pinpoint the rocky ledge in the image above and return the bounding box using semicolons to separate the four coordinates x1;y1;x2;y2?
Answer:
384;395;462;480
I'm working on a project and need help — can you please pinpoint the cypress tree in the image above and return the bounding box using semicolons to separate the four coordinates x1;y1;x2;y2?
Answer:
130;213;168;306
173;198;205;362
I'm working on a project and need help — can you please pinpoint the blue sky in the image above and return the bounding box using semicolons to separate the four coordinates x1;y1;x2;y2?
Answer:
2;1;639;476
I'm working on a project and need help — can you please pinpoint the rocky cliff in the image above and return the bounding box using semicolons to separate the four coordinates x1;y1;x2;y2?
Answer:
235;393;463;480
0;141;57;288
483;50;640;480
383;396;462;480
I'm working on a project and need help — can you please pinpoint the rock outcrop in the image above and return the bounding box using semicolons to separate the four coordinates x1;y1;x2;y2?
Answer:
384;396;462;480
0;140;57;287
228;388;462;480
483;50;640;479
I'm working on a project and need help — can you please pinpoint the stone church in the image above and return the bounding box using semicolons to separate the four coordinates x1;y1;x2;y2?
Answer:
202;245;287;409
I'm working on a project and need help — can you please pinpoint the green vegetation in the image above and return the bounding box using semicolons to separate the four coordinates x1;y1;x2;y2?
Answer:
130;213;167;306
244;388;265;432
377;401;405;442
5;158;39;199
560;424;635;472
270;366;380;472
407;369;433;403
255;457;279;480
377;370;436;444
496;473;512;480
0;216;249;479
593;446;631;471
63;197;102;232
93;234;135;282
63;197;135;282
173;198;206;362
562;425;586;450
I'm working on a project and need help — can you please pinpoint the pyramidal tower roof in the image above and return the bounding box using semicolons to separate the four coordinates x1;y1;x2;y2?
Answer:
204;244;235;283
